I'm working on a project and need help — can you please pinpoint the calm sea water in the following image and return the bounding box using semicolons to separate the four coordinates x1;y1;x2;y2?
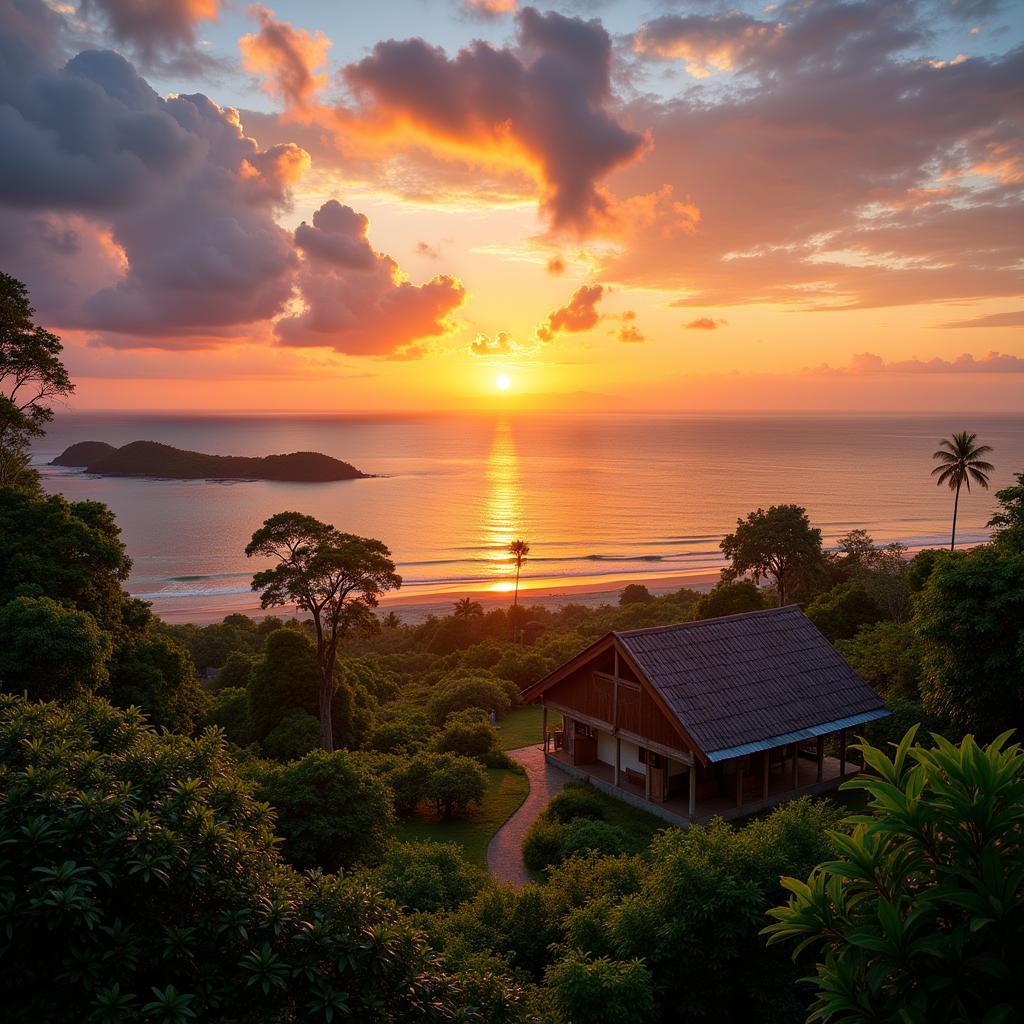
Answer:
32;412;1024;618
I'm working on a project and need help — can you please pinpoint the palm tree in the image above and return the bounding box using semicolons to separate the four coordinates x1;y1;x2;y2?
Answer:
508;538;530;609
931;431;994;551
453;597;483;618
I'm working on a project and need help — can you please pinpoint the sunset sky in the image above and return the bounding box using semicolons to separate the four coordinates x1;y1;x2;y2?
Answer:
1;0;1022;411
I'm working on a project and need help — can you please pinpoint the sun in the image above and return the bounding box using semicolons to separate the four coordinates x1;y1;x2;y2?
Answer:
495;373;512;392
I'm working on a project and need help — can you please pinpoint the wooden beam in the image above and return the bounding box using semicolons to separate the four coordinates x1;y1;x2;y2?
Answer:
816;735;824;782
614;736;621;787
543;705;548;753
839;729;848;778
790;743;799;789
688;764;697;822
735;759;744;809
542;701;694;764
762;749;770;801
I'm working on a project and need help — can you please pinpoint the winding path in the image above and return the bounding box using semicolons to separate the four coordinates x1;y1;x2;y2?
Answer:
486;743;569;887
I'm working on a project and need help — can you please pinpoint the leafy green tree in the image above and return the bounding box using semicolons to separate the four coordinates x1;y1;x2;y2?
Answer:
428;675;512;725
261;708;321;760
0;596;110;699
256;749;393;871
988;470;1024;551
247;513;401;751
765;728;1024;1024
454;597;484;618
0;694;513;1023
432;708;501;759
0;273;73;492
211;650;255;691
691;579;768;620
836;620;925;699
365;710;432;754
916;544;1024;737
425;752;488;820
931;430;994;550
202;686;256;747
247;628;322;742
371;841;487;914
493;647;548;689
721;504;823;606
618;583;653;606
545;951;655;1024
805;580;886;642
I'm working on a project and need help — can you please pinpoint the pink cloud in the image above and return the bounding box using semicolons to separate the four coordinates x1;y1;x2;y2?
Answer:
807;350;1024;374
537;284;604;341
684;317;727;330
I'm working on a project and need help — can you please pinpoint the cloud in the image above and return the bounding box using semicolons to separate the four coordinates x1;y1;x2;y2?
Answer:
537;283;604;341
461;0;517;17
684;317;727;330
239;4;330;112
276;199;467;357
417;241;440;259
938;309;1024;328
470;331;519;356
337;7;647;231
632;13;785;78
617;311;644;343
546;255;566;275
77;0;221;70
807;350;1024;374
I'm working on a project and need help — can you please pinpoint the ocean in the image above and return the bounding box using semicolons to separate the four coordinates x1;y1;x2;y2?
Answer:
33;411;1024;621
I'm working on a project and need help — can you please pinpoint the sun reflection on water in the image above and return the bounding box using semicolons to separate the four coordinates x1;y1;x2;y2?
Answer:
484;418;523;584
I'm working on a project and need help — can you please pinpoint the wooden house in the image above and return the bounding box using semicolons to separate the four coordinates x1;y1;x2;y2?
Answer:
521;605;889;826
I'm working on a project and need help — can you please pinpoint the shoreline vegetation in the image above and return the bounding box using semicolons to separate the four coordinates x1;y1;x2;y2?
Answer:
51;439;369;482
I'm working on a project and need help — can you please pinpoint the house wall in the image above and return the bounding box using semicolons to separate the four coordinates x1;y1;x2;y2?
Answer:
595;731;646;774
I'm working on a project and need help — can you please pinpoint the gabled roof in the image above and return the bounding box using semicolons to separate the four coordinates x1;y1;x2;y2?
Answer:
526;605;888;763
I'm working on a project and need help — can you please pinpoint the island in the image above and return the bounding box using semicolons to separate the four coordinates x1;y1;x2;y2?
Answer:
51;440;369;482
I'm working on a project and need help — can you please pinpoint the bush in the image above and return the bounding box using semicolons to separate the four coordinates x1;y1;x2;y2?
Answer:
618;583;653;606
546;784;606;823
433;707;501;759
202;686;256;747
386;751;488;820
364;711;432;754
546;951;655;1024
492;649;549;690
836;619;924;699
766;729;1024;1023
563;819;629;860
805;580;886;642
428;675;512;725
522;817;566;872
261;708;320;760
257;749;393;871
372;841;487;913
690;579;767;621
0;694;514;1022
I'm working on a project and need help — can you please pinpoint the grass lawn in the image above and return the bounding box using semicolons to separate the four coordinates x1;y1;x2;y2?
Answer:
392;766;530;867
497;705;561;751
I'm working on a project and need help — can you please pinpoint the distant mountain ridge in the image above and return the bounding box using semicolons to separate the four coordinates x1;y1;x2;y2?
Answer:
51;440;368;482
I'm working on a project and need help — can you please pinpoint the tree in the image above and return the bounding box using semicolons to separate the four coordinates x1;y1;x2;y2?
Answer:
931;430;994;551
618;583;653;606
508;538;530;609
805;581;886;642
428;675;512;726
915;544;1024;738
371;841;487;914
247;628;322;742
836;620;925;699
424;752;487;819
720;505;823;606
545;952;655;1024
0;273;73;491
432;707;501;759
246;513;401;751
765;729;1024;1024
988;470;1024;551
262;709;321;760
690;579;767;621
256;749;393;871
211;649;255;691
0;596;110;699
454;596;484;618
202;686;256;747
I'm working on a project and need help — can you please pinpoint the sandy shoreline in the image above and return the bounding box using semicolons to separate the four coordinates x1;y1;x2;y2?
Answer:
150;569;724;625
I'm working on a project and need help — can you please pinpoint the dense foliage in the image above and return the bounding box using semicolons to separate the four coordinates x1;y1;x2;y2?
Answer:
766;729;1024;1023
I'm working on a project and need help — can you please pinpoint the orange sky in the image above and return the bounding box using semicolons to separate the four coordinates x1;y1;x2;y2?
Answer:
1;0;1021;412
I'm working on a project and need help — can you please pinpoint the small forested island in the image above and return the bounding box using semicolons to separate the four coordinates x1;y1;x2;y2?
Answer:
51;439;368;482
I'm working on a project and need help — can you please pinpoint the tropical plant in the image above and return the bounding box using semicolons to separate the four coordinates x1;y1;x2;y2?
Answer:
988;470;1024;551
508;538;530;609
545;951;656;1024
931;431;994;550
454;596;484;619
765;728;1024;1024
720;504;823;606
371;841;487;914
246;513;401;751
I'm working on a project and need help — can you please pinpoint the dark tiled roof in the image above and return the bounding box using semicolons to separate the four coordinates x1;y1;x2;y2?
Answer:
615;605;887;760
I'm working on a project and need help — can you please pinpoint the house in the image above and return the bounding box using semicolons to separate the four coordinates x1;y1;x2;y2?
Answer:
521;605;889;827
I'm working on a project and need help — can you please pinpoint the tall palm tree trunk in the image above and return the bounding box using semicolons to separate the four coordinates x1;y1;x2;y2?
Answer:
513;563;521;607
950;482;961;551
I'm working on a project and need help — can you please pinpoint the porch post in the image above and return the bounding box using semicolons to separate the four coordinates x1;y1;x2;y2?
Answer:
839;729;848;777
688;763;696;823
761;749;770;801
542;705;548;754
735;757;744;809
614;737;621;787
790;743;799;789
816;735;824;782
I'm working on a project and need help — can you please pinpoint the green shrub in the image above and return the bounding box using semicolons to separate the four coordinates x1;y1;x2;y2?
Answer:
202;686;256;747
261;708;320;760
522;817;566;872
433;707;501;759
546;783;606;823
563;819;629;859
386;752;488;820
691;579;767;621
364;711;432;754
545;951;655;1024
428;675;512;726
257;748;393;871
372;841;487;913
805;580;886;642
211;650;254;692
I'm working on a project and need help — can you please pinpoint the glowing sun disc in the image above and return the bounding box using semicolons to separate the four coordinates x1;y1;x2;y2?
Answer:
495;373;512;391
